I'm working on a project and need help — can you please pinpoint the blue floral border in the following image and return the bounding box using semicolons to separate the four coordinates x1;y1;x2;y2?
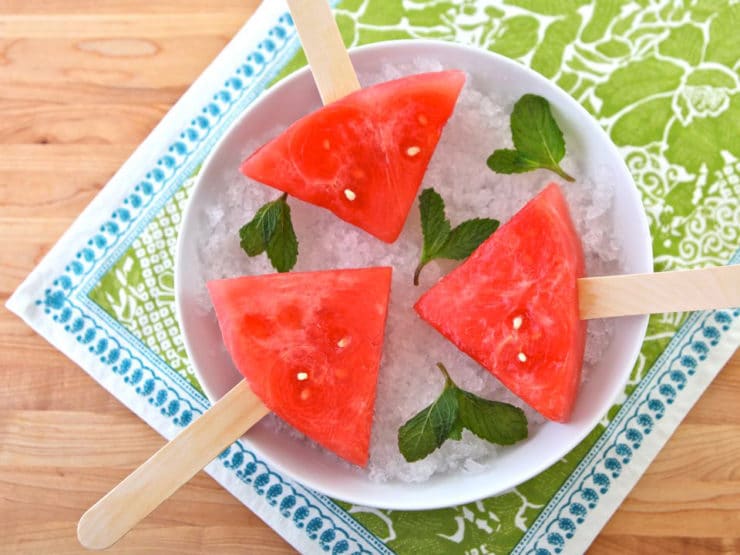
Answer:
515;251;740;555
34;7;391;555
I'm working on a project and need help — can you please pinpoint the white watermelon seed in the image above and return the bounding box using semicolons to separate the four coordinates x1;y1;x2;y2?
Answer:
300;388;310;400
296;372;308;381
513;316;523;330
517;352;527;363
322;139;331;150
344;188;356;201
406;146;421;157
337;337;350;348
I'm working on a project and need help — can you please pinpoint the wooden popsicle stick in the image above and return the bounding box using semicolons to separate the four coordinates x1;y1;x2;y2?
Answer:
77;380;270;550
578;265;740;320
78;2;356;550
286;0;361;103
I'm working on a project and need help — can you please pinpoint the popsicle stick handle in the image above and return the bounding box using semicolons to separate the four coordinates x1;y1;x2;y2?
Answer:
77;380;269;550
578;265;740;320
286;0;361;104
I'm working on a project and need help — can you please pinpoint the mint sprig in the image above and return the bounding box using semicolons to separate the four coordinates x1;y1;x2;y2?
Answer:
487;93;575;182
239;193;298;273
397;363;528;463
414;188;498;285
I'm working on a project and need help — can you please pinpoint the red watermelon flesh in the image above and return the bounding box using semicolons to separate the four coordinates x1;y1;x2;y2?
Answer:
240;70;466;243
207;267;392;466
414;183;586;422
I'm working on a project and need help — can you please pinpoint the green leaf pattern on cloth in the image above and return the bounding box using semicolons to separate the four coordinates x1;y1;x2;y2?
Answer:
89;179;201;393
86;1;739;553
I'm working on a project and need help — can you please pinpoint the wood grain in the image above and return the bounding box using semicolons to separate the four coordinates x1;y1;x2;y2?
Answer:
0;2;738;554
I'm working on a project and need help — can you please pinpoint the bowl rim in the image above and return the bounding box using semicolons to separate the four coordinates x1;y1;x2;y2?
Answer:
175;37;653;510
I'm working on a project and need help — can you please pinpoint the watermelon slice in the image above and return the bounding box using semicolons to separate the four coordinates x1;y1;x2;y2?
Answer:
414;183;586;422
207;267;392;466
241;70;465;243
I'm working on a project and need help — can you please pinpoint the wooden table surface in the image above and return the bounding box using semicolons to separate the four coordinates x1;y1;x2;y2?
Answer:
1;2;738;553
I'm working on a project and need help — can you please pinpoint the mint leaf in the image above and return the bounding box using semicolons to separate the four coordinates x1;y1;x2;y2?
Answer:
487;94;574;182
419;188;452;264
239;194;298;272
258;201;281;242
486;149;541;175
397;363;528;462
436;218;499;261
457;391;528;445
239;202;274;256
266;199;298;272
511;94;566;163
414;188;498;285
398;384;459;462
239;221;266;256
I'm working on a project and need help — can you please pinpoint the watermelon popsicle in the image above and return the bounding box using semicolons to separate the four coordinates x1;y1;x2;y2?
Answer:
415;183;740;423
239;71;465;244
207;267;393;467
239;2;465;246
77;267;393;551
414;183;585;422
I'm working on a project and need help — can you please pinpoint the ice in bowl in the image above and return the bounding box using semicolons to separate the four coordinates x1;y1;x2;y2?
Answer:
175;39;651;510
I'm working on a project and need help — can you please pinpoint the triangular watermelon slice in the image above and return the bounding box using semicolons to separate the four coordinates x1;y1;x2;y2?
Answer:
207;267;392;466
414;184;586;422
241;70;466;243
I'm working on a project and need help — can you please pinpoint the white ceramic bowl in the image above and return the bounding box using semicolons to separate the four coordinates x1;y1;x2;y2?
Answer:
175;40;652;510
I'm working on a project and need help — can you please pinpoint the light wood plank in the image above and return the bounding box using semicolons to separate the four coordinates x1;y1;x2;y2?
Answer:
590;536;740;554
0;145;131;218
0;80;185;106
0;37;229;90
0;467;262;525
0;14;250;38
0;0;257;15
0;349;126;413
0;218;72;291
683;354;740;425
0;102;168;145
0;411;169;467
2;522;295;555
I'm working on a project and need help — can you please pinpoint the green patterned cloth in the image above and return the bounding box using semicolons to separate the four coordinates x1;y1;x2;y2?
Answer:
8;2;739;553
